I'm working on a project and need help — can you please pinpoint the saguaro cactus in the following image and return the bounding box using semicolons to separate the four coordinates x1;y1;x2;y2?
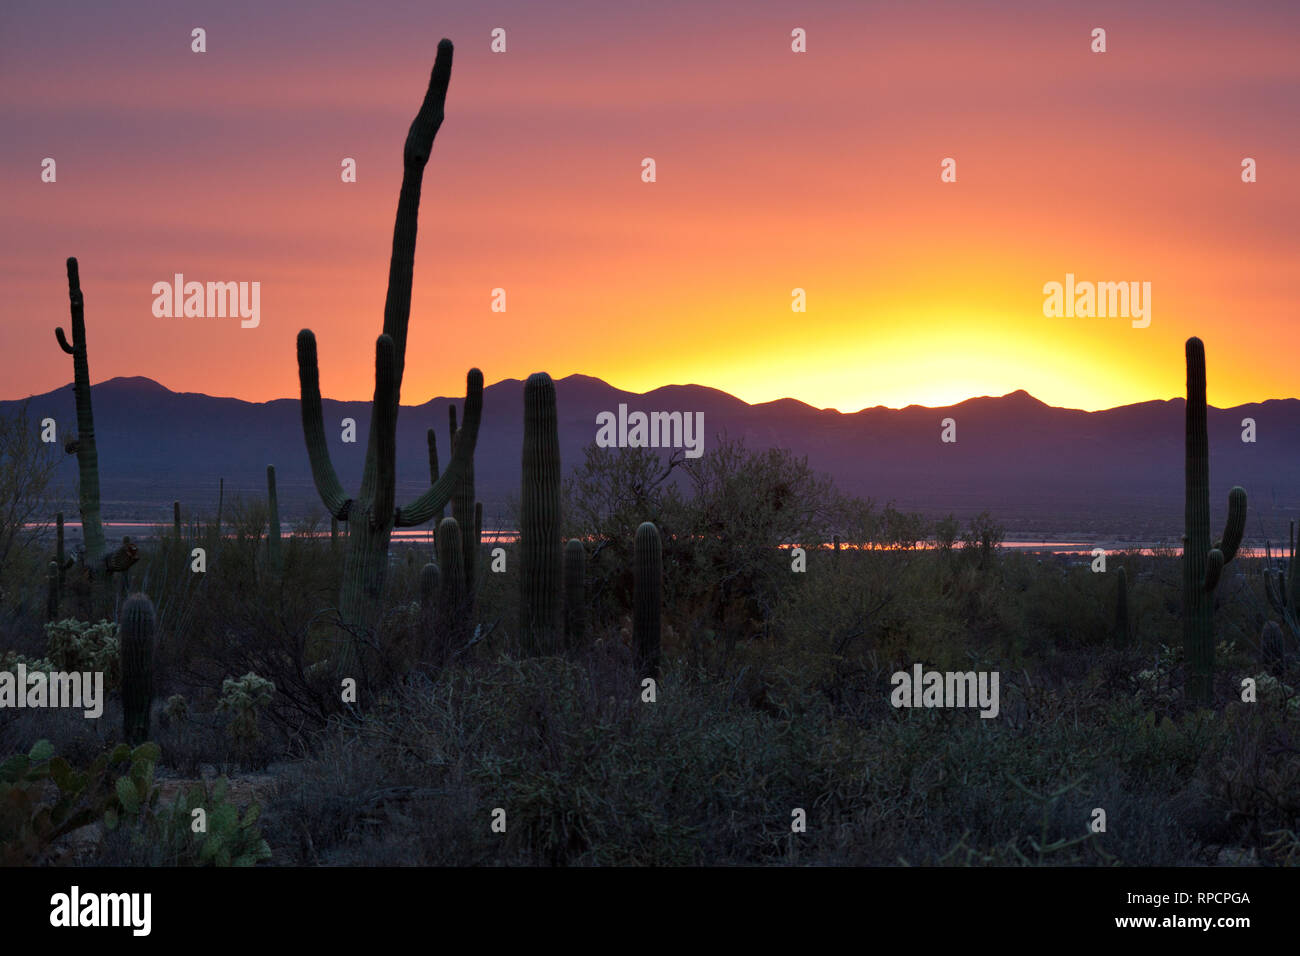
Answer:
295;39;482;670
266;464;282;574
1263;522;1300;637
54;258;106;599
419;562;440;619
449;406;478;596
215;477;224;538
120;593;157;745
634;522;662;679
520;372;563;654
173;500;182;540
1113;566;1129;648
1260;620;1286;675
564;538;586;649
436;516;466;624
1183;337;1247;706
46;561;59;621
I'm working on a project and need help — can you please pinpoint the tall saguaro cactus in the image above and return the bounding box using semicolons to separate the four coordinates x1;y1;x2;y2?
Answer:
295;39;482;671
1183;337;1247;706
634;522;662;680
54;258;106;597
449;405;478;597
520;372;563;654
266;464;282;574
436;516;467;620
120;593;157;745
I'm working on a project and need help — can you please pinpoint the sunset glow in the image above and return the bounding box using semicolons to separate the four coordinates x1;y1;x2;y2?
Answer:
3;0;1296;412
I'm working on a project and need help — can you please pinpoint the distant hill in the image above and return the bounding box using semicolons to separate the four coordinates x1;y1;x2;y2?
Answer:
6;375;1299;542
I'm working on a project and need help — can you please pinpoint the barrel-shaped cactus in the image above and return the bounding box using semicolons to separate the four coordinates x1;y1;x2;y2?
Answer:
520;373;563;655
119;593;157;745
266;464;282;574
295;39;482;671
1183;337;1248;706
634;522;662;679
564;538;586;649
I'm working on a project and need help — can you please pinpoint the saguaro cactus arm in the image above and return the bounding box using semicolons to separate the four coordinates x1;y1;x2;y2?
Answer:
367;335;398;529
1214;486;1247;565
383;38;454;390
296;329;352;520
395;369;483;527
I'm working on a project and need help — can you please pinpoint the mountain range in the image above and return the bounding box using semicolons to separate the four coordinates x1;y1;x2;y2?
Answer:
6;375;1300;542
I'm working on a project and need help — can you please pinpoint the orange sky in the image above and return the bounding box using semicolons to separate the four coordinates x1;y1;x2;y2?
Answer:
2;0;1297;412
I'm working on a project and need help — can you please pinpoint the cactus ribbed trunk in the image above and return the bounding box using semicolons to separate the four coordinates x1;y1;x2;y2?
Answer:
451;416;477;597
634;522;662;680
564;538;586;650
1184;339;1214;705
294;40;483;678
120;594;157;745
436;516;466;625
520;373;563;655
1182;337;1247;707
266;465;282;574
55;258;106;608
173;500;181;540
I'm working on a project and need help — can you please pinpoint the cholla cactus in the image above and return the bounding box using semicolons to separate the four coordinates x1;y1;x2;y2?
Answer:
217;672;275;758
44;618;120;687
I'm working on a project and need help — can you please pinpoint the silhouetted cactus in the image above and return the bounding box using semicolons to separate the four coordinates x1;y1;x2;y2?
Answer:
173;500;181;540
635;522;662;679
266;465;282;574
474;501;483;577
1183;337;1247;706
119;594;156;745
450;406;478;597
1263;522;1300;639
1113;566;1129;648
419;562;440;622
1260;620;1286;676
54;258;107;604
54;512;72;586
215;477;224;539
295;39;481;671
564;538;586;649
46;561;59;621
427;427;443;533
436;516;466;623
520;372;562;654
